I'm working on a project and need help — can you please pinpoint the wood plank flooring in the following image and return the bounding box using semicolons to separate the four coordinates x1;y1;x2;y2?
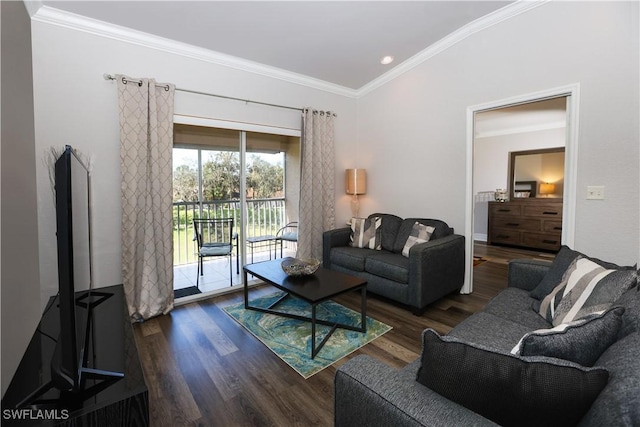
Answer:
133;243;554;426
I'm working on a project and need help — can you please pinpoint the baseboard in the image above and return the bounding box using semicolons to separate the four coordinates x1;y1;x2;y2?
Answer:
474;233;488;242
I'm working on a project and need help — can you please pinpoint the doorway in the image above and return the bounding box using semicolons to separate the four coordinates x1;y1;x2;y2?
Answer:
464;84;580;294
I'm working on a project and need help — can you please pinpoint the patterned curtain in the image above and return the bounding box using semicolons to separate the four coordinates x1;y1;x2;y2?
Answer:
297;108;336;260
117;75;175;321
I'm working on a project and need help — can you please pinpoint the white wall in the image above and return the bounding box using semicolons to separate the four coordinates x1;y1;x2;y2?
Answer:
30;21;358;303
1;1;42;396
357;1;639;267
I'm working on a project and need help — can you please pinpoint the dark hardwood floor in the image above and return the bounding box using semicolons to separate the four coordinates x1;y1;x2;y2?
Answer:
134;243;554;426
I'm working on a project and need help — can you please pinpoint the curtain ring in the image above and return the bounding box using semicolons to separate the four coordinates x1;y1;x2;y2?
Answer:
121;76;128;85
164;85;170;92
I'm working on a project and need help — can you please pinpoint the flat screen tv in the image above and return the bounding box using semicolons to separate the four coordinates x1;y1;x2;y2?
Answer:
51;145;123;396
51;145;93;391
14;146;122;408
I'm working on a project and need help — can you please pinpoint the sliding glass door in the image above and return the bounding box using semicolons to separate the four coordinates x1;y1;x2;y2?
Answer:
172;124;300;294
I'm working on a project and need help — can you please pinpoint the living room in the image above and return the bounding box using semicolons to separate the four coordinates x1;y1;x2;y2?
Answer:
2;1;639;425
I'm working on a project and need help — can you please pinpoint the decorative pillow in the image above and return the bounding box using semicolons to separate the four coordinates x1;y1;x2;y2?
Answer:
511;306;625;366
539;256;637;326
349;216;382;250
530;245;637;301
416;329;609;427
401;221;435;257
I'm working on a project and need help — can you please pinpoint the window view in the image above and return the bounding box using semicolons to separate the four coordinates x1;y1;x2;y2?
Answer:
172;125;300;295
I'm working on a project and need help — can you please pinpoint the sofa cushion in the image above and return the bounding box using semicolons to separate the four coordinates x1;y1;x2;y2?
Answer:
416;329;609;427
365;252;409;284
530;245;637;301
448;312;534;353
368;213;403;252
483;287;552;330
329;246;378;272
511;306;625;367
539;256;637;326
392;219;451;254
350;216;382;249
401;222;435;257
614;285;640;339
579;331;640;426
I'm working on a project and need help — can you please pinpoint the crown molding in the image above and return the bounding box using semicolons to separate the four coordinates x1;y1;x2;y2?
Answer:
29;5;359;99
22;1;43;18
355;0;550;98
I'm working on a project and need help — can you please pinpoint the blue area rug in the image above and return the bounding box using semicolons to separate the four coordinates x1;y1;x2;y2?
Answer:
223;291;392;378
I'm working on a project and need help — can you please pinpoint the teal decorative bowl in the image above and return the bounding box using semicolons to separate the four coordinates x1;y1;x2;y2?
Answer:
281;257;320;276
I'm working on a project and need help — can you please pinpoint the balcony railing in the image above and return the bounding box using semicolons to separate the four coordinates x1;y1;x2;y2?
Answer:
173;198;288;265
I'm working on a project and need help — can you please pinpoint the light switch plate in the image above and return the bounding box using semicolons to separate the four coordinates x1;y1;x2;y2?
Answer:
587;186;605;200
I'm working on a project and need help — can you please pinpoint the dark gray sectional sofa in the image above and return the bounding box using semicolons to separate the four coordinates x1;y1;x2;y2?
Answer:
335;248;640;426
322;213;465;314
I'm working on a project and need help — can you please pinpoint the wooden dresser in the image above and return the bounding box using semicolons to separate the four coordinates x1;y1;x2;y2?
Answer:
488;199;563;252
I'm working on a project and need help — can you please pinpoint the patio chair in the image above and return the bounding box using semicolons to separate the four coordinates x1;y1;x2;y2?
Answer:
193;218;238;288
274;222;298;258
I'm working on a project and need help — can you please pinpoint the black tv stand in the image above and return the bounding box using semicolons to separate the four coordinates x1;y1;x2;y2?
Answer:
1;285;148;426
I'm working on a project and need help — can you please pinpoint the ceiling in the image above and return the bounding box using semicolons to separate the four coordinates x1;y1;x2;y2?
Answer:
38;1;513;90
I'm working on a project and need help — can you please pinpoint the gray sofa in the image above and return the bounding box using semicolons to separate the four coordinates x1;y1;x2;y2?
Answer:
322;213;465;315
335;251;640;426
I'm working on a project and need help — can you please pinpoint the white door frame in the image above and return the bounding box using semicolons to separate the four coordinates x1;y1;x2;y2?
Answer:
463;84;580;294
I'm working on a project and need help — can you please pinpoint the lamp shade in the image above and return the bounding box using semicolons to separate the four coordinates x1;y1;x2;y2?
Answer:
539;182;556;195
345;169;367;195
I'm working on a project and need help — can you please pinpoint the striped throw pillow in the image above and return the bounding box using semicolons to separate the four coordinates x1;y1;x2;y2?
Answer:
349;216;382;250
539;256;637;326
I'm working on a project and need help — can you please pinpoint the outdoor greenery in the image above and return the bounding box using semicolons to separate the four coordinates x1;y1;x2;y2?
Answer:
173;151;284;202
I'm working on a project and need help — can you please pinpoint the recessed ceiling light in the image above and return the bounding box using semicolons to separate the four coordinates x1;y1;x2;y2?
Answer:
380;56;394;65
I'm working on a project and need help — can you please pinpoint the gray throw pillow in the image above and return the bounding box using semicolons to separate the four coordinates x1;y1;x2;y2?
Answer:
416;329;609;427
530;245;636;301
512;306;625;366
539;257;636;325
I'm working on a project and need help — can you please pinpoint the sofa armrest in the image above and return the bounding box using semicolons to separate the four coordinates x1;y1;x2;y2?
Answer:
507;259;552;291
322;227;351;266
408;234;466;311
335;355;497;427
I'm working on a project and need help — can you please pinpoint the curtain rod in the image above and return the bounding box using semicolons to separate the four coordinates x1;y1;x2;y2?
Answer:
103;73;303;112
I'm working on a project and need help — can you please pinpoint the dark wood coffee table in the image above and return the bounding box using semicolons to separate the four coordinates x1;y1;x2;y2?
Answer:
243;259;367;358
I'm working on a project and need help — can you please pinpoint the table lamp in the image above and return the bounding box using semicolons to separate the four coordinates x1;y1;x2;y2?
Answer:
346;169;367;218
539;182;556;197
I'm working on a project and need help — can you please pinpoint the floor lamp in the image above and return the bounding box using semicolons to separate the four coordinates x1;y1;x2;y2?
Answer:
346;168;367;218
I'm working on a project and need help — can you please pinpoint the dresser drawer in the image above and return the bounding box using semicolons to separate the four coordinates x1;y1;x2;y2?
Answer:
543;220;563;233
523;204;562;218
522;232;561;251
490;204;521;217
490;229;521;246
492;217;540;231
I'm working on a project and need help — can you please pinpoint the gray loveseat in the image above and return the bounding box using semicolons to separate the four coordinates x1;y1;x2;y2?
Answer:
335;248;640;426
322;213;465;315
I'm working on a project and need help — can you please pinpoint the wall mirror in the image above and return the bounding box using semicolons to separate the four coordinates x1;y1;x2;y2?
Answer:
508;147;565;200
